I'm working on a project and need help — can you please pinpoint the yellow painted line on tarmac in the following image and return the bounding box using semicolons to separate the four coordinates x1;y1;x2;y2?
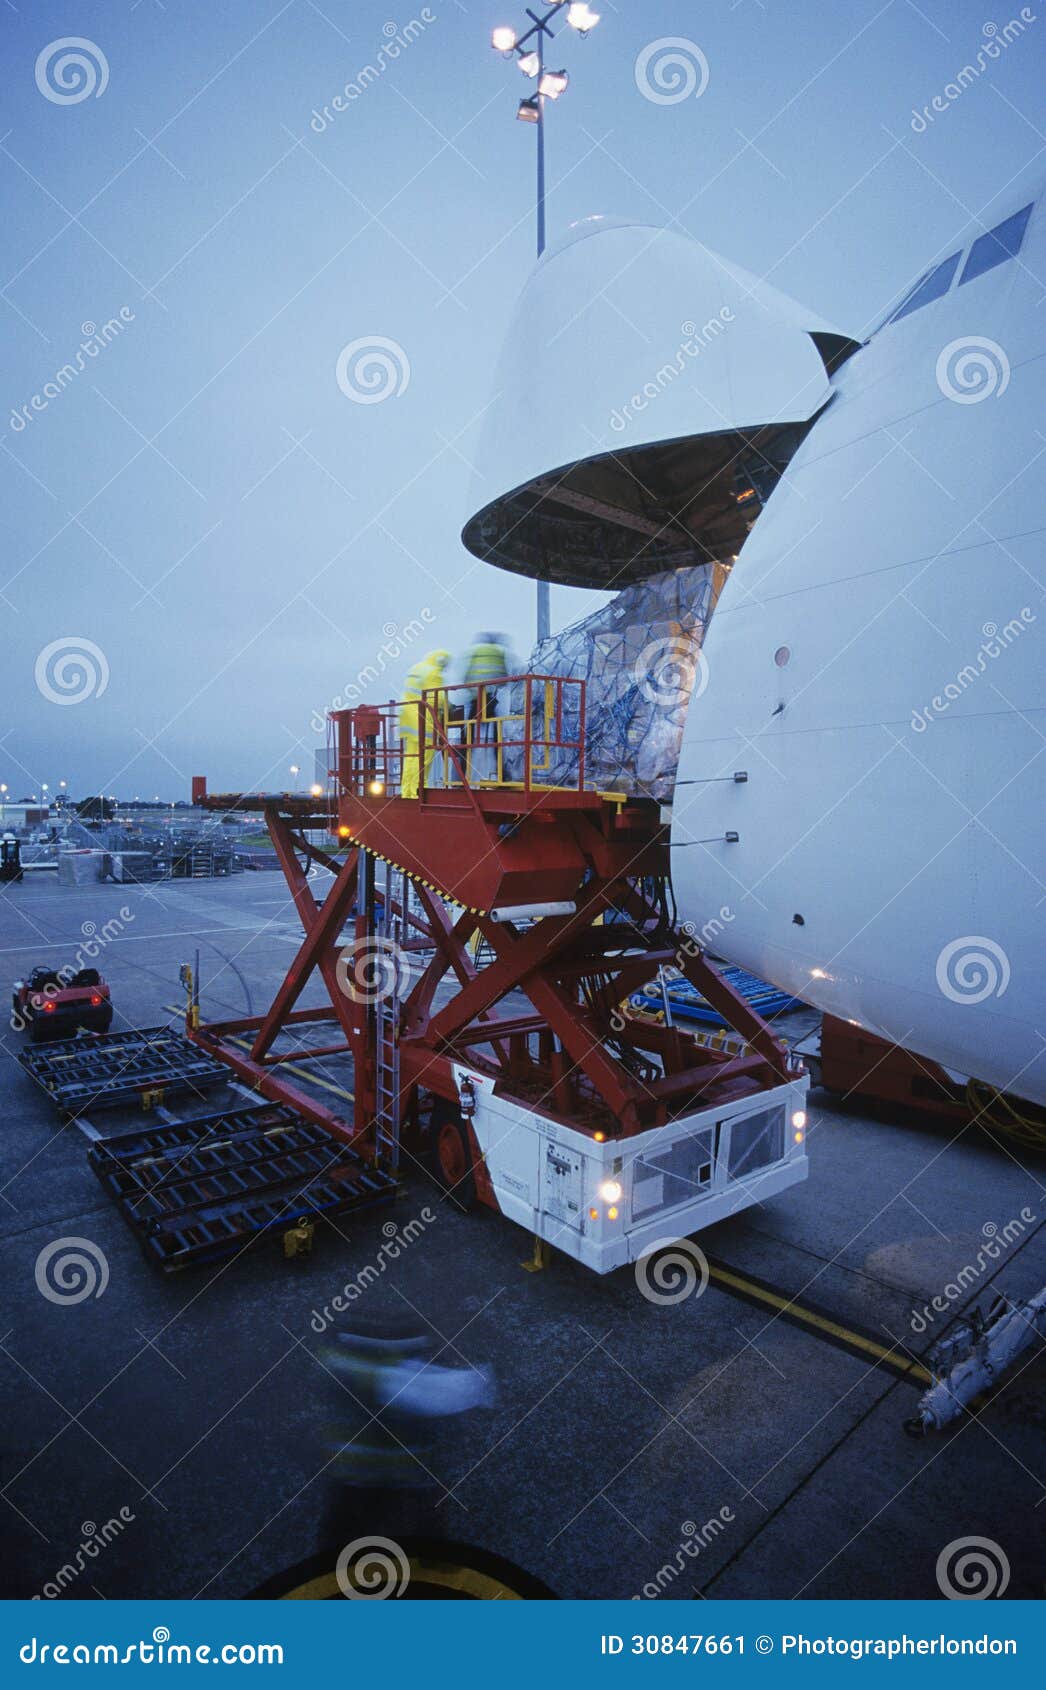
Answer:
707;1260;934;1386
163;1006;354;1104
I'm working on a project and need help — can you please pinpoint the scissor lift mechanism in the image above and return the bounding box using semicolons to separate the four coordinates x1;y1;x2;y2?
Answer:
190;677;808;1271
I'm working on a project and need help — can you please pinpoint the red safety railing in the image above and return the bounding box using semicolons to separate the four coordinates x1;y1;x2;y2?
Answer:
331;675;586;802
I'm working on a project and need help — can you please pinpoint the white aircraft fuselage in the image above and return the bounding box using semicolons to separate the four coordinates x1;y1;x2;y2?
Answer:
464;201;1045;1105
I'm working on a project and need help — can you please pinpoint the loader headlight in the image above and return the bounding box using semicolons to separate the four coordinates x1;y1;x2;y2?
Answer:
598;1179;622;1204
791;1110;806;1131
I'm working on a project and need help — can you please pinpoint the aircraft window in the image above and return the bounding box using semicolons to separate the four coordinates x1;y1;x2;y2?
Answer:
883;268;929;323
889;251;962;322
959;203;1034;285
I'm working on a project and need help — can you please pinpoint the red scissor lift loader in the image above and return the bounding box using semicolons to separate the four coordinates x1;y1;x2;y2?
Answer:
191;677;809;1272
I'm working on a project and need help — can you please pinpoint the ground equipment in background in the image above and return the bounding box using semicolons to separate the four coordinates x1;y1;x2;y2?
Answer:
0;836;23;884
88;1101;396;1271
12;965;113;1042
19;1023;228;1112
819;1014;1046;1149
905;1287;1046;1436
189;674;809;1274
630;964;799;1028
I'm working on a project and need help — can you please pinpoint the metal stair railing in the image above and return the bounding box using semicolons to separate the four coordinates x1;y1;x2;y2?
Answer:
373;859;404;1172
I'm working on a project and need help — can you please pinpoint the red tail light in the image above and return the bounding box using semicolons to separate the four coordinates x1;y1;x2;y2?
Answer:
42;1000;56;1013
90;994;102;1006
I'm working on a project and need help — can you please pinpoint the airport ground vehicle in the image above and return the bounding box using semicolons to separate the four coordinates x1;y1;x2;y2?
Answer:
0;837;23;884
12;965;114;1041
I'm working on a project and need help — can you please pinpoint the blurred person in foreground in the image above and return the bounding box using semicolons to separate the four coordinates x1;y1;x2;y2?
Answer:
317;1313;495;1551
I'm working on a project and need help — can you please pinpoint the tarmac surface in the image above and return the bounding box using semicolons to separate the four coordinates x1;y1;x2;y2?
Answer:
1;871;1043;1601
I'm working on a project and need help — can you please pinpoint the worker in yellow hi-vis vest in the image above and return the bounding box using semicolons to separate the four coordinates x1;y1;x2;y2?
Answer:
399;649;450;798
463;633;510;781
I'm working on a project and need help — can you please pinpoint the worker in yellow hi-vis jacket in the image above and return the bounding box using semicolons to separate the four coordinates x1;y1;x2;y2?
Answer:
399;649;450;797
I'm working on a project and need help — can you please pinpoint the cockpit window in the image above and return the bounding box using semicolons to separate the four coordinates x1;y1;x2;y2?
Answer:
889;251;962;322
960;202;1033;285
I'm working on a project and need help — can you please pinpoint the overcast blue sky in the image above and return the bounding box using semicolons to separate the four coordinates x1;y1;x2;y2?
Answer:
1;0;1043;797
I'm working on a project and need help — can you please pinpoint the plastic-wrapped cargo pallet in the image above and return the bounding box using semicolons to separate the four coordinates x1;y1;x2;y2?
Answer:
518;562;725;803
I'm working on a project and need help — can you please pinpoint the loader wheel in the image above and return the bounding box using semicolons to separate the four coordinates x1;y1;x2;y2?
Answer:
251;1536;557;1599
427;1103;477;1211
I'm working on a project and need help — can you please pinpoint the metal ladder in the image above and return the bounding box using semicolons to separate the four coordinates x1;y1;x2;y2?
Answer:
373;859;405;1172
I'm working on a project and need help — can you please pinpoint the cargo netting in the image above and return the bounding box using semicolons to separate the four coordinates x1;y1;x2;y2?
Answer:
513;562;721;802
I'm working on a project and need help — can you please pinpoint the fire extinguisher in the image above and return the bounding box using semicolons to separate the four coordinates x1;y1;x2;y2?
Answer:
459;1076;477;1119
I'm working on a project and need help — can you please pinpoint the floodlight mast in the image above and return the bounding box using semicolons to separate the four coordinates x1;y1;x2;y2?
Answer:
489;2;601;643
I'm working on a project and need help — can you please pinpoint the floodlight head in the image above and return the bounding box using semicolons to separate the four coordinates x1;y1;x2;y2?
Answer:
538;68;569;99
517;95;541;123
567;3;600;32
517;50;540;77
491;26;517;51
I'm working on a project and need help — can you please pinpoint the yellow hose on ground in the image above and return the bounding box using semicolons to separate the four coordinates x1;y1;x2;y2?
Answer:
966;1078;1046;1152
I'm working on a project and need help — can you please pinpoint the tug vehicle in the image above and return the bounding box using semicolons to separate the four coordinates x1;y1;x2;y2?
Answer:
12;966;114;1041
